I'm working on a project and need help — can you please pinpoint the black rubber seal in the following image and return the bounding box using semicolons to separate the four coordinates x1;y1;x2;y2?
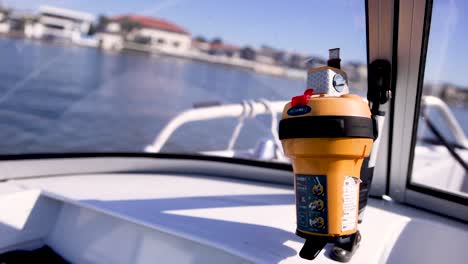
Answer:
279;116;374;140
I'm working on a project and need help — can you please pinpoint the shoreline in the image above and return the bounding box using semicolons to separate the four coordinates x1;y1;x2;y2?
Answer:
119;42;307;81
0;33;308;81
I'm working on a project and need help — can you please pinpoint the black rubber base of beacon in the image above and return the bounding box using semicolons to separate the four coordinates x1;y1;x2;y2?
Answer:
299;238;328;260
330;231;361;263
296;230;361;262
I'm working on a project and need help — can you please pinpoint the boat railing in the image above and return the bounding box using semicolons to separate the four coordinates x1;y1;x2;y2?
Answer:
421;96;467;148
145;100;287;153
145;95;467;153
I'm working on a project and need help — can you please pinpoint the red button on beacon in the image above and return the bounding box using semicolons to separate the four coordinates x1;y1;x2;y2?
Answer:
291;89;314;107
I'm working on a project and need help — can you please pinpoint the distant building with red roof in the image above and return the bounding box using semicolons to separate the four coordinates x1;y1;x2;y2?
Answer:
111;15;190;35
101;14;191;54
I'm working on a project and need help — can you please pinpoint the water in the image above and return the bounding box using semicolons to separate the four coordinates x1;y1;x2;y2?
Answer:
0;38;307;154
0;37;466;155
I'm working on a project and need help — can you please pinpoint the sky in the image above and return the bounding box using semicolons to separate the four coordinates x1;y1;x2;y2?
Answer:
2;0;367;62
424;0;468;88
2;0;468;87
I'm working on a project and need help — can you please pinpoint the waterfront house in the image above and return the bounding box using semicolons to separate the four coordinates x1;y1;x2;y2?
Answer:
208;42;240;57
0;9;37;36
96;20;124;51
24;5;96;46
255;46;277;65
106;15;191;55
191;39;211;53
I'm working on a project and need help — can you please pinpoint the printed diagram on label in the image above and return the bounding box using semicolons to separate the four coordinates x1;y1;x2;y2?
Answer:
309;199;325;211
296;175;328;234
342;176;359;232
312;178;324;196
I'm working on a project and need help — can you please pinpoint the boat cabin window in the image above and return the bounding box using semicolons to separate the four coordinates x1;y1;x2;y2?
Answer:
408;0;468;201
0;1;367;165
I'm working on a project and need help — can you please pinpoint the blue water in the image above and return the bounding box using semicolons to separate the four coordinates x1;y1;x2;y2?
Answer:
0;37;466;155
0;38;308;154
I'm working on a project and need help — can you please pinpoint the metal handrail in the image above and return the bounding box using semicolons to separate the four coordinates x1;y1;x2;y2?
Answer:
421;96;467;148
145;100;287;153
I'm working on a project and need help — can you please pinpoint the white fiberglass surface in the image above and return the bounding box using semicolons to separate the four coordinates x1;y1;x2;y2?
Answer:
4;173;467;264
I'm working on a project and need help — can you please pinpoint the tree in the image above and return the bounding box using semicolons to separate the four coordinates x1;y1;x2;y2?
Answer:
0;5;10;14
273;51;286;66
120;18;141;33
194;36;206;43
10;18;25;31
96;15;109;32
87;23;97;35
240;46;256;61
0;7;11;22
211;37;222;44
288;54;304;69
260;45;275;55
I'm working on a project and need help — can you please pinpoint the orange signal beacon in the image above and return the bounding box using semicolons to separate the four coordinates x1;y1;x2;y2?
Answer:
279;48;374;262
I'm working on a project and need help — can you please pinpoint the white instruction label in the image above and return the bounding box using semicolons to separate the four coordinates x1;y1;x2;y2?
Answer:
342;176;359;232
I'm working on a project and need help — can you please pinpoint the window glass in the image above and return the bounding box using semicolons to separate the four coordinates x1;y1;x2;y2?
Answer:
0;0;367;163
411;0;468;197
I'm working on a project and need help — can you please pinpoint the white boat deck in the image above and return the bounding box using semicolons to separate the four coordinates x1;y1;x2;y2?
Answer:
1;173;467;263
